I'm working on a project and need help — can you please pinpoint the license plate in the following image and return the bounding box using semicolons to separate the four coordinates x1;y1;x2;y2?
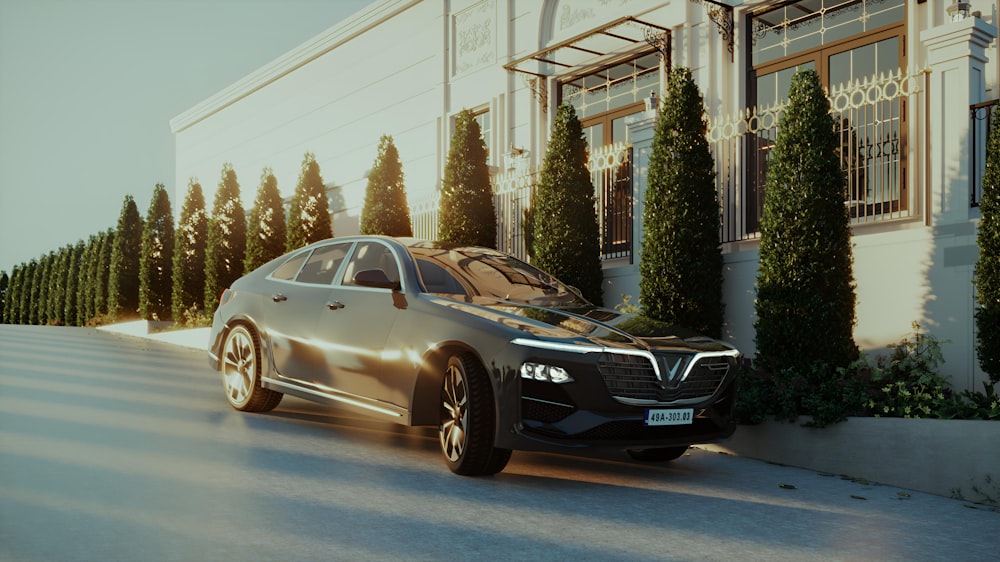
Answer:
645;408;693;426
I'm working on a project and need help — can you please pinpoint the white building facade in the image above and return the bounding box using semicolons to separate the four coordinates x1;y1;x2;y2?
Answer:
170;0;999;392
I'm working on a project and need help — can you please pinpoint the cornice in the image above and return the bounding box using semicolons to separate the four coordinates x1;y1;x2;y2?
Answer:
169;0;420;134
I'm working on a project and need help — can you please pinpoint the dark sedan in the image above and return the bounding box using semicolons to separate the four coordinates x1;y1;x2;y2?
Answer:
208;236;740;475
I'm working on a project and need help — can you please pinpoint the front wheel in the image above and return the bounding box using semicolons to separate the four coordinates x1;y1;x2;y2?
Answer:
439;354;511;476
627;446;688;462
221;325;283;412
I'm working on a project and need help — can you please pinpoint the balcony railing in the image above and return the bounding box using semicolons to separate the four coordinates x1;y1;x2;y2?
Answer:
710;68;925;243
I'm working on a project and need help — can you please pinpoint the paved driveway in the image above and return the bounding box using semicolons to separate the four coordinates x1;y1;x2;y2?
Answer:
1;325;996;561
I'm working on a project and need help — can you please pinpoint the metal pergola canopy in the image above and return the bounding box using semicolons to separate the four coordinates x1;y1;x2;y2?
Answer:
504;16;670;79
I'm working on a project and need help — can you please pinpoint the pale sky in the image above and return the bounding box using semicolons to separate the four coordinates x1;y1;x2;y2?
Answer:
0;0;372;275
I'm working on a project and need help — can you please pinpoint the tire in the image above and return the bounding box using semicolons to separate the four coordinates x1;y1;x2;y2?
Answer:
627;446;688;462
439;353;511;476
221;324;283;413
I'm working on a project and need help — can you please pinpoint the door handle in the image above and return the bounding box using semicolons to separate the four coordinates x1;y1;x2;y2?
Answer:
326;301;345;310
272;294;287;302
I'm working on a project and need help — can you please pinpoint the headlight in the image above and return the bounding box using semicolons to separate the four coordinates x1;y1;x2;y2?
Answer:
520;362;573;384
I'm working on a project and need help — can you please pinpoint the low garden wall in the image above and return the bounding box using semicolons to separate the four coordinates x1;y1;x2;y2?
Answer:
700;417;1000;504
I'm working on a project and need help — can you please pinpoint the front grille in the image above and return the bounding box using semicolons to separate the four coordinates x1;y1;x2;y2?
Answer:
597;352;732;403
597;353;660;400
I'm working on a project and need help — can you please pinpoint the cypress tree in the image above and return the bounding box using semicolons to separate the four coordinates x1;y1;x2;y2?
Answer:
108;195;144;321
139;183;175;321
530;103;604;305
94;229;114;321
51;248;67;325
754;69;857;375
205;164;246;314
976;103;1000;384
64;241;84;326
286;153;332;252
438;110;496;247
5;266;20;324
245;168;287;272
76;234;100;326
29;256;46;325
639;67;723;338
0;270;7;324
19;260;35;325
3;266;17;324
172;180;209;322
361;135;413;237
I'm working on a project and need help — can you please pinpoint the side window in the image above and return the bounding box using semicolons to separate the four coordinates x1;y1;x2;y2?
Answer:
342;242;400;287
416;259;467;295
270;252;308;281
295;243;350;285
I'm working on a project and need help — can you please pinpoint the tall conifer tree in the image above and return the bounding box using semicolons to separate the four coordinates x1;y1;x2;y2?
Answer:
361;135;412;237
245;168;287;272
286;153;332;251
94;229;114;320
530;103;604;305
108;195;144;320
204;164;246;314
19;260;35;325
438;110;495;247
76;235;100;326
172;180;208;322
4;266;18;324
640;67;723;337
754;69;857;375
0;270;7;324
64;241;84;326
976;103;1000;384
140;183;175;321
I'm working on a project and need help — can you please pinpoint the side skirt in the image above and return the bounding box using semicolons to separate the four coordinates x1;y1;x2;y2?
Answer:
261;376;412;425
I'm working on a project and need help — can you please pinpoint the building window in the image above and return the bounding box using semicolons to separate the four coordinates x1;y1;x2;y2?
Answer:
746;0;907;231
560;52;661;261
472;107;492;164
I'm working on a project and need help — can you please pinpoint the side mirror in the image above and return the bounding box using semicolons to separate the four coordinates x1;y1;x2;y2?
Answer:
353;268;401;290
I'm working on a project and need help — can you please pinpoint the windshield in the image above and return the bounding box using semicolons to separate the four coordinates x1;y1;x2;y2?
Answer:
408;245;590;308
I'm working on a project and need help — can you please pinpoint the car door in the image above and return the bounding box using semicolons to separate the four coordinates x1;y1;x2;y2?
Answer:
265;242;352;383
308;240;403;401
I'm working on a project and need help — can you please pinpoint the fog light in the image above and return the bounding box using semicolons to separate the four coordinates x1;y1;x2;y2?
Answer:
520;362;573;383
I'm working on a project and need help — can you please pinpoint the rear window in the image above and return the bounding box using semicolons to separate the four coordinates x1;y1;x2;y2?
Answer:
270;252;308;281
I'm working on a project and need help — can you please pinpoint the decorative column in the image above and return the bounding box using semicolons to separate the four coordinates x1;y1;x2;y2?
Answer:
921;15;997;225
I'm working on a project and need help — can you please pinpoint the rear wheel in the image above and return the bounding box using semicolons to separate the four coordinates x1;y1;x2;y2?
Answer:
221;325;283;412
439;354;511;476
627;446;688;462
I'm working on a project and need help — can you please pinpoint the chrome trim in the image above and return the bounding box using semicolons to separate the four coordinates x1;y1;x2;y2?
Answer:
512;337;741;383
521;396;575;409
262;377;403;418
511;338;663;379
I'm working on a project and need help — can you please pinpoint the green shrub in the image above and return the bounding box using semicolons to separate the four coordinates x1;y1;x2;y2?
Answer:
754;69;857;375
639;66;722;338
529;103;604;305
977;102;1000;384
439;110;495;248
286;153;333;251
204;164;247;314
362;135;413;237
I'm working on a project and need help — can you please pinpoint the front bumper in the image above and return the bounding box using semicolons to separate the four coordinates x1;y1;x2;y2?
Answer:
491;341;738;452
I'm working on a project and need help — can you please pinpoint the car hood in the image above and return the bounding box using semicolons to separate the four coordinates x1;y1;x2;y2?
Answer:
430;295;736;354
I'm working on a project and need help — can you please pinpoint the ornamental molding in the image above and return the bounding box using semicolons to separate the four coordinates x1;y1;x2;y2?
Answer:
454;0;496;76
